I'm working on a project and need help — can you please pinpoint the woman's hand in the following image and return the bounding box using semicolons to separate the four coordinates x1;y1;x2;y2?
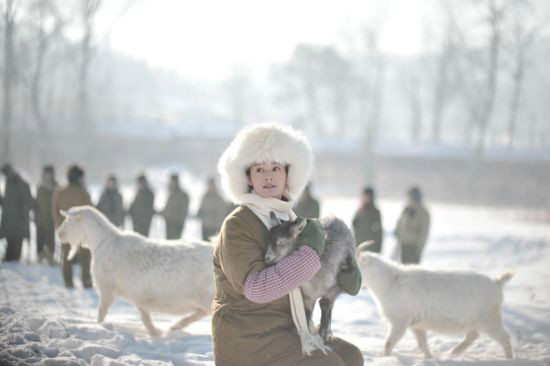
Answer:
297;219;326;257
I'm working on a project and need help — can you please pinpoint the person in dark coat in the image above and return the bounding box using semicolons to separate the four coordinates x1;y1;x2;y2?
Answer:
52;165;93;288
97;175;125;228
129;174;155;237
34;165;58;264
197;177;230;240
395;186;430;264
161;174;189;240
0;164;33;262
293;182;320;218
352;186;383;253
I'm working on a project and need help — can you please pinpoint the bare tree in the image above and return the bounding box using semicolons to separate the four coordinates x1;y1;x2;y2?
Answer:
465;0;507;158
24;0;65;137
503;0;540;150
1;0;18;163
77;0;101;137
401;67;423;144
429;4;462;144
354;25;386;182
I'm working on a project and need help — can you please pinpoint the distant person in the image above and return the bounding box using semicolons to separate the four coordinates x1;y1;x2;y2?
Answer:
34;165;58;264
161;174;189;240
395;186;430;264
197;177;230;240
293;182;320;218
0;164;33;262
128;174;155;237
352;186;383;253
97;175;125;228
52;164;93;288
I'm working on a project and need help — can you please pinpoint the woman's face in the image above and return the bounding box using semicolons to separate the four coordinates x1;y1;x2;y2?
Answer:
248;162;287;199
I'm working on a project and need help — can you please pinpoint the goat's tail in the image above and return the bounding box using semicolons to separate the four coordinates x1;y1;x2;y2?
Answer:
495;271;515;287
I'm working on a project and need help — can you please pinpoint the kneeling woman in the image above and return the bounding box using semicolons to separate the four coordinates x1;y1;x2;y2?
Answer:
211;123;364;366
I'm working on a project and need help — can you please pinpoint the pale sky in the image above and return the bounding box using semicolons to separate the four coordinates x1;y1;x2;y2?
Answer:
95;0;548;81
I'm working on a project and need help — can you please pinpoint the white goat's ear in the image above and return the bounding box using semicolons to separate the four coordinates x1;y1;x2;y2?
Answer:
269;211;281;226
60;209;70;218
291;217;307;237
67;242;81;261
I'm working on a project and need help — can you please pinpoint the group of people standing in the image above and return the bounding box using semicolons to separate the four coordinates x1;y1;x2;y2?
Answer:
0;162;232;288
292;181;431;265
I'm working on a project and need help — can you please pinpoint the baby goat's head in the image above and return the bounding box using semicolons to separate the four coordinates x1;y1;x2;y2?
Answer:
264;211;307;266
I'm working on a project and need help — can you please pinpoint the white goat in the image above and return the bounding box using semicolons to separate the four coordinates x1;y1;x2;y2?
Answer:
56;205;214;336
357;247;514;359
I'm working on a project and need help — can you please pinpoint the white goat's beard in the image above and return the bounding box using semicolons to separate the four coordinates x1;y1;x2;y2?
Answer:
67;242;82;261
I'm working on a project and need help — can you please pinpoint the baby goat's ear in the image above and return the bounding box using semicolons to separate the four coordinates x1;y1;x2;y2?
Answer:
269;211;281;226
290;217;307;237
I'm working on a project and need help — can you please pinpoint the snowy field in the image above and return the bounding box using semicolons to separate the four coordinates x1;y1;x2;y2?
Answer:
1;181;549;365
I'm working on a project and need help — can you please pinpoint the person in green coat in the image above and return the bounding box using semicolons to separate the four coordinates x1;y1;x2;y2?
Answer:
129;174;155;237
97;175;125;228
395;186;430;264
52;164;93;288
34;165;58;264
294;182;320;219
0;163;33;262
352;186;383;253
161;174;189;240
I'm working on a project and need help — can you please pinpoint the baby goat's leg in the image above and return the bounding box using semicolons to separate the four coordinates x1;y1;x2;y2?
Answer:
412;328;432;359
450;330;479;357
138;308;162;337
97;287;115;323
384;322;407;356
170;309;208;331
319;296;336;341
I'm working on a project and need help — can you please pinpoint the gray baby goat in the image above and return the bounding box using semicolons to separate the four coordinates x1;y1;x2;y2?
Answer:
265;212;357;340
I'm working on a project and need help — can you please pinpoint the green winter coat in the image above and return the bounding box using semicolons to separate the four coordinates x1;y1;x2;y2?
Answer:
352;204;383;252
0;174;33;240
212;205;298;366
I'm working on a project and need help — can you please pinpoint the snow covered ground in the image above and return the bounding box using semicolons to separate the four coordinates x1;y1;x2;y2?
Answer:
1;194;549;366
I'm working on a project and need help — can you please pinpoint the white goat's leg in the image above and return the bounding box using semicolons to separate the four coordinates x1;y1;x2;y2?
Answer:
170;309;208;331
384;323;407;356
450;330;479;357
411;329;432;359
97;289;115;323
138;308;162;337
484;323;513;359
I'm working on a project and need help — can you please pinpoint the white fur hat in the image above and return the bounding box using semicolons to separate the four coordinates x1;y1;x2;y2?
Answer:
218;123;313;204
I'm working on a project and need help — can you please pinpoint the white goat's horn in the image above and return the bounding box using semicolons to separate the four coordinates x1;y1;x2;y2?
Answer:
356;240;374;254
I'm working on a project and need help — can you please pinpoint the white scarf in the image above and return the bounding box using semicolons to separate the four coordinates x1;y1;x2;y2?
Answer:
241;192;328;355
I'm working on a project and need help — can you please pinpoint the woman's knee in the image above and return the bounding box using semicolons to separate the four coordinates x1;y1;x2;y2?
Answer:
328;337;364;366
